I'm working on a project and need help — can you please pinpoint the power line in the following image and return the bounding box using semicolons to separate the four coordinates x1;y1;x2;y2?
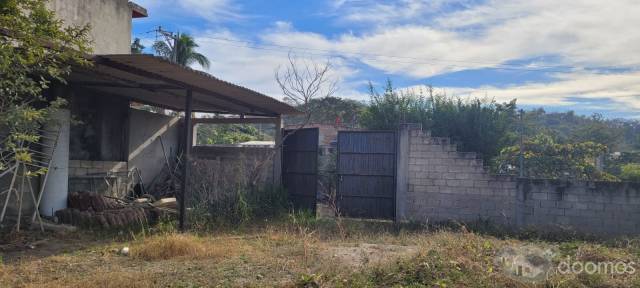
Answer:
135;32;639;73
196;36;623;73
201;36;520;67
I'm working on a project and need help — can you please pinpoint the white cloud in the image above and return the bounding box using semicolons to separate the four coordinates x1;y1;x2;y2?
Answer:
190;31;363;102
266;0;640;78
273;21;293;31
135;0;640;116
133;0;240;21
401;71;640;115
331;0;456;26
248;0;640;115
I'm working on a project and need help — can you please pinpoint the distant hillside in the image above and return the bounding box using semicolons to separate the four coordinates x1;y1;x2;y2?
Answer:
283;96;640;153
523;109;640;152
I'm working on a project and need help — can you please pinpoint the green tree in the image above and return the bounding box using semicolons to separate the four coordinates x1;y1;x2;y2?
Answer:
0;0;91;172
620;163;640;182
153;33;210;69
570;113;623;150
494;133;617;180
429;94;517;162
131;37;145;54
359;80;516;161
196;124;271;145
359;80;431;130
521;110;629;151
286;96;365;126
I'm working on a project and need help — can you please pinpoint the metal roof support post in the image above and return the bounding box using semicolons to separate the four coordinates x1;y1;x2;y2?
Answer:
179;89;193;231
272;116;283;187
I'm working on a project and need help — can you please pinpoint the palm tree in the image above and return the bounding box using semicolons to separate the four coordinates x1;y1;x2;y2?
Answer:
152;33;210;69
131;38;145;54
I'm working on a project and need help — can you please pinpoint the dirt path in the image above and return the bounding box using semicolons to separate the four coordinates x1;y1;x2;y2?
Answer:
324;243;420;267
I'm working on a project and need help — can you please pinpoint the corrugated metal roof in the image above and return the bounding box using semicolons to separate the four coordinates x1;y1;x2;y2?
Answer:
68;54;300;116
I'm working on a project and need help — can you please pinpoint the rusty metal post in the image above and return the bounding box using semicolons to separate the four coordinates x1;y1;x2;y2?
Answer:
179;89;193;231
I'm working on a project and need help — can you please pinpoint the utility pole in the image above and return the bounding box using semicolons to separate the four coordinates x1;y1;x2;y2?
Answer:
153;26;179;64
518;109;525;178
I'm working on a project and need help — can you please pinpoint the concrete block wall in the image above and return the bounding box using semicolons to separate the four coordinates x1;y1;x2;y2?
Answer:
189;146;275;207
68;160;128;177
405;129;516;226
68;160;129;198
517;179;640;235
191;146;274;185
402;128;640;236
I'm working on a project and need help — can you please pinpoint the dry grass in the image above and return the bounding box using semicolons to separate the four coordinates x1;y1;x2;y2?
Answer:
0;262;7;284
46;271;155;288
131;233;244;261
1;219;640;287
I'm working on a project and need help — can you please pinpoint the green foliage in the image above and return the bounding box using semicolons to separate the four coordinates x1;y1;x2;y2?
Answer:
360;80;516;161
189;185;289;229
522;109;635;151
429;95;517;162
520;110;640;180
130;38;145;54
153;33;210;69
195;124;272;145
570;113;623;150
494;133;616;180
604;151;640;177
286;96;366;126
0;0;91;172
359;80;432;130
620;163;640;182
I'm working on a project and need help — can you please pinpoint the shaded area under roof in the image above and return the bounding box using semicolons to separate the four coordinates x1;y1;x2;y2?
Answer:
68;54;300;116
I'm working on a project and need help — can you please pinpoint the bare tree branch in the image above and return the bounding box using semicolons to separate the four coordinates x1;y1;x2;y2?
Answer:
249;53;338;188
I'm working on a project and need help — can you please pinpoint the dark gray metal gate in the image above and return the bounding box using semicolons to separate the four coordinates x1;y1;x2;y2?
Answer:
282;128;319;212
337;131;396;220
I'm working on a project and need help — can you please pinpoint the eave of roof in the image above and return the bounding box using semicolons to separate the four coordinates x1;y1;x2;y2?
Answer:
128;2;148;18
68;54;300;116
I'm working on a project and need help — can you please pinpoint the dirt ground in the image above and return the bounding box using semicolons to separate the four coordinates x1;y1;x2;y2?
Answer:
2;219;640;287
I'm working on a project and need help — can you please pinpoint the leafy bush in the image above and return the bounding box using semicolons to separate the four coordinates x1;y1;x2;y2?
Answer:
286;96;365;126
0;0;90;172
359;80;517;161
430;95;517;162
620;163;640;182
358;80;432;131
195;123;272;145
493;133;617;180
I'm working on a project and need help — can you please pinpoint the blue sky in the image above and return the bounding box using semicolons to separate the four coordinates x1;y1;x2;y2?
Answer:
132;0;640;119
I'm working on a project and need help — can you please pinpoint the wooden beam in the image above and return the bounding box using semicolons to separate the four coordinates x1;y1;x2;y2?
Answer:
191;117;281;125
95;56;278;116
73;67;251;115
77;86;231;114
71;81;180;90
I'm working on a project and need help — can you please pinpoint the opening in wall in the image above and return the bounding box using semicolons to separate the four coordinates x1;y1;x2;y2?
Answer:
69;89;129;161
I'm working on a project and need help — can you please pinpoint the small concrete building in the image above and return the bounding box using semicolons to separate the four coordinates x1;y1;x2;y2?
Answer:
46;0;147;54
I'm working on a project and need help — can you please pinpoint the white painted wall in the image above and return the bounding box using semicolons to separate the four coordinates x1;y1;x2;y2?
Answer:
47;0;133;54
128;109;181;189
40;109;71;217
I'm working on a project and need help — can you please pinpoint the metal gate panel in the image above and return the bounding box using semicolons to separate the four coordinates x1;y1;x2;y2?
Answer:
337;131;396;219
282;128;319;212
